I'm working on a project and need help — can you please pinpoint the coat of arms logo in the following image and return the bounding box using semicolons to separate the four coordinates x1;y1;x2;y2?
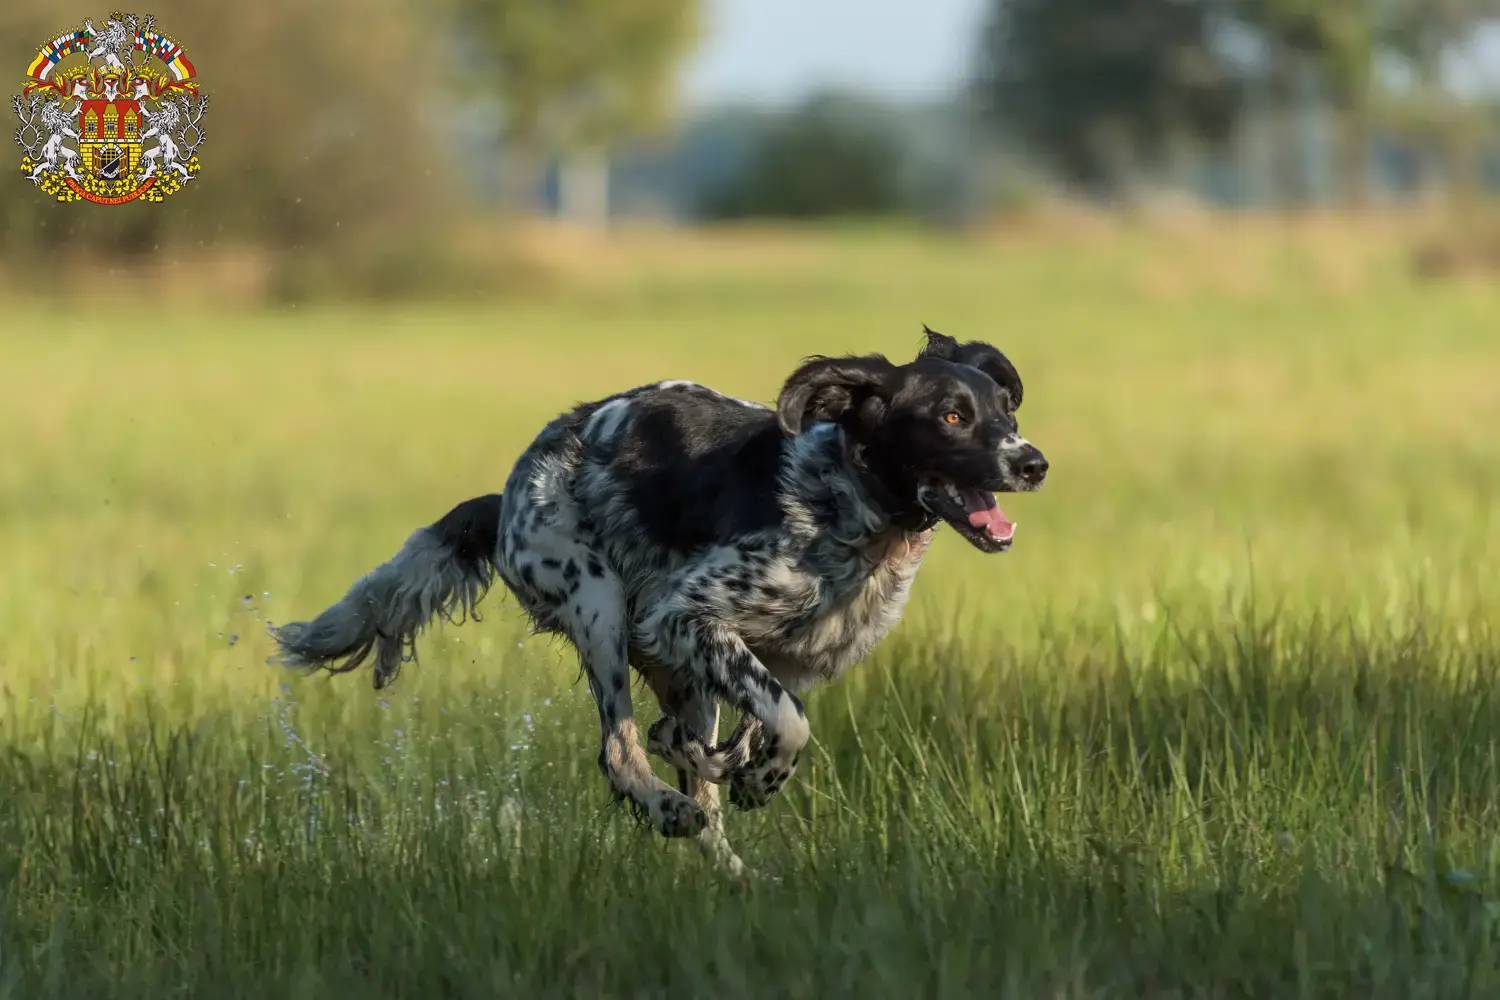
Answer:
12;11;207;204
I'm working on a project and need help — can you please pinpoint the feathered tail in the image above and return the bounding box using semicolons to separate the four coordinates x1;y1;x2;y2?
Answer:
268;493;504;689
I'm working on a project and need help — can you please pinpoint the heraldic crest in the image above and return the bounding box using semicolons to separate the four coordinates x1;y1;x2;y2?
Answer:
12;11;207;204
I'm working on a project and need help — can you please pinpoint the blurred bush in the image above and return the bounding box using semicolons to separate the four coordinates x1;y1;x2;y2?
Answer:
698;97;902;220
0;0;524;302
693;91;983;224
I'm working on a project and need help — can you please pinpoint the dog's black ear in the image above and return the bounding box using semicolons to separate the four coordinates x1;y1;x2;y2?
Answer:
917;324;961;361
918;327;1024;411
777;354;896;437
957;343;1024;411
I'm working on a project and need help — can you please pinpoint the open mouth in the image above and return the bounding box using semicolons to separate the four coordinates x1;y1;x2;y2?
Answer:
917;479;1016;553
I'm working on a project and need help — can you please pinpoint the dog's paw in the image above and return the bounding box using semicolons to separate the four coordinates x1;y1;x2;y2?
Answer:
647;715;706;772
647;715;700;762
646;716;673;758
726;732;798;810
648;716;735;783
727;760;796;811
652;789;708;838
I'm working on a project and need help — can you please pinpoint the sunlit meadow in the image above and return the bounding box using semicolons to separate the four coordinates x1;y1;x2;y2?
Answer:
3;220;1500;997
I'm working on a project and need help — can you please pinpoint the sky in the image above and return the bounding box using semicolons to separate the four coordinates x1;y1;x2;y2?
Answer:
680;0;989;109
679;1;1500;110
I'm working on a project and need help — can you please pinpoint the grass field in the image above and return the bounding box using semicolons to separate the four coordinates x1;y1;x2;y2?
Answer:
3;220;1500;997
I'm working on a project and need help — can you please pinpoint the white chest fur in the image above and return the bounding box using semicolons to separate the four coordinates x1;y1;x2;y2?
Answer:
755;528;935;693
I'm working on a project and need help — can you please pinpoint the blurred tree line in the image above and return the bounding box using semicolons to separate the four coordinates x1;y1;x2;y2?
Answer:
5;0;1499;301
0;0;695;300
687;92;980;224
643;0;1500;224
975;0;1500;209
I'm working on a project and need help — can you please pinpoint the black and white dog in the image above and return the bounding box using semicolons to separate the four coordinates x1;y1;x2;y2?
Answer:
270;327;1047;876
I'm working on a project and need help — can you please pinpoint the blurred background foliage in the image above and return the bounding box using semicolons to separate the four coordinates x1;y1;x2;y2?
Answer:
4;0;1500;302
1;0;461;300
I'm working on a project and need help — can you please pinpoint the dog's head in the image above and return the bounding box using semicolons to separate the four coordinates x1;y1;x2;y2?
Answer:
776;327;1047;553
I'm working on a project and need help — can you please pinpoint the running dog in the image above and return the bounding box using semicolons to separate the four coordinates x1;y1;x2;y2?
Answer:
269;326;1048;876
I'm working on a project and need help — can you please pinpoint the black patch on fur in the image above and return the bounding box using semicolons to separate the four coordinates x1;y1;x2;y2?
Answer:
611;392;787;553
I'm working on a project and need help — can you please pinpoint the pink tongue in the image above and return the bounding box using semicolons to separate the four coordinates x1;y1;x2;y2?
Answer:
960;489;1014;539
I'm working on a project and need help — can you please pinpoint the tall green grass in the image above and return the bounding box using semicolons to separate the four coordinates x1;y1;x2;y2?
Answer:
3;223;1500;996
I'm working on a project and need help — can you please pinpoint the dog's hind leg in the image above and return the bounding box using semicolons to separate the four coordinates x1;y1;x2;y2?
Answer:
646;686;748;878
515;551;705;839
497;463;705;839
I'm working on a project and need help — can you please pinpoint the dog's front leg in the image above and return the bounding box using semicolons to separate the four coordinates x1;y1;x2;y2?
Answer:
640;613;809;812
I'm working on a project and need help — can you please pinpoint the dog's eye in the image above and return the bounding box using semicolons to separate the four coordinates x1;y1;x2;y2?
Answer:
942;412;962;425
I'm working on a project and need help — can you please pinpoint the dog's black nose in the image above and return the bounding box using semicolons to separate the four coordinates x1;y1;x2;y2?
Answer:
1017;448;1048;485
